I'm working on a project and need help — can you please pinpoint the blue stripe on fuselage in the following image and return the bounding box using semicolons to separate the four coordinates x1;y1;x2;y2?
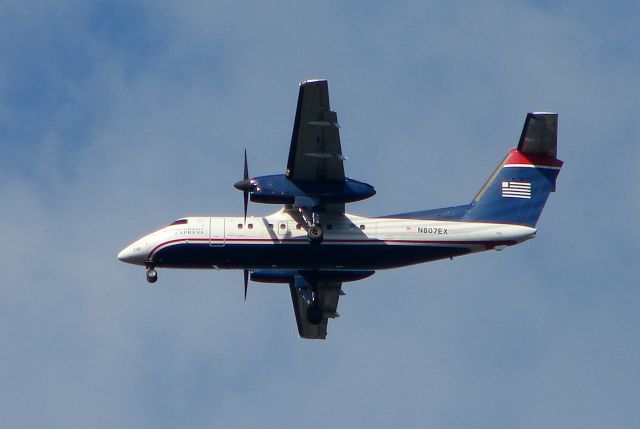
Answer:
151;242;473;270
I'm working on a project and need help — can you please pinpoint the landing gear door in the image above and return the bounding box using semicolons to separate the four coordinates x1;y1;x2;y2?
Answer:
210;218;225;246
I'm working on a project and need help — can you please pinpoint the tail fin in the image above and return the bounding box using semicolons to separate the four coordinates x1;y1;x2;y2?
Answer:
464;113;563;227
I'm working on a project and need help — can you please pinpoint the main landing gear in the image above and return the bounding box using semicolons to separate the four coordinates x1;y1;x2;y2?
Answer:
299;208;323;244
306;288;323;325
307;225;323;243
146;266;157;284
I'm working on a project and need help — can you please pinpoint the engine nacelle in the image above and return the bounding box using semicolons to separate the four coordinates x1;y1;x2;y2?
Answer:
236;174;375;207
250;269;375;284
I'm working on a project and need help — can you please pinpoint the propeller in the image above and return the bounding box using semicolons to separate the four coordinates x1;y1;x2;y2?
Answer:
243;269;249;301
233;149;252;223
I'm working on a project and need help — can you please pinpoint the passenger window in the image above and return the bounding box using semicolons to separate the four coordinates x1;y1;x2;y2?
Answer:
360;225;366;230
296;224;302;230
280;223;286;230
237;224;243;229
248;224;253;229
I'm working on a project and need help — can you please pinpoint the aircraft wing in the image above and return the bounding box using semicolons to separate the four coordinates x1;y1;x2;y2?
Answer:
251;269;374;339
286;79;345;183
289;278;343;340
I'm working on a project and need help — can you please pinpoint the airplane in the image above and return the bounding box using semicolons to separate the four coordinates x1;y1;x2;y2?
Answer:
117;79;563;339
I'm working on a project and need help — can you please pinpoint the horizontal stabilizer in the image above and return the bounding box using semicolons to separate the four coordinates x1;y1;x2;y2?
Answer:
518;112;558;157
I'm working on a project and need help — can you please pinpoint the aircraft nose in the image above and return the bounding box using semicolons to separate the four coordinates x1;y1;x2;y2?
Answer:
117;247;130;262
117;244;147;265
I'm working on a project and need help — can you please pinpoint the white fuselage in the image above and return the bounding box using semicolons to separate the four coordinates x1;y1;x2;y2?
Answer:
118;210;536;270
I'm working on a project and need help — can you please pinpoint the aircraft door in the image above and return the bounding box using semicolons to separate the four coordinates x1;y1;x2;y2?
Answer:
210;218;225;246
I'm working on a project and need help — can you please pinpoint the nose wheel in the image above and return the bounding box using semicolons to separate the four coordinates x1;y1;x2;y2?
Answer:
146;267;158;284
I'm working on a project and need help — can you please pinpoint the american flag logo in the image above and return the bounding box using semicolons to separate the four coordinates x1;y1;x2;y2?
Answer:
501;181;531;199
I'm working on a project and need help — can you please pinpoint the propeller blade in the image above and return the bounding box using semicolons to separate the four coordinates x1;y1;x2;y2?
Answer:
243;189;248;224
243;149;249;223
243;149;249;181
243;269;249;301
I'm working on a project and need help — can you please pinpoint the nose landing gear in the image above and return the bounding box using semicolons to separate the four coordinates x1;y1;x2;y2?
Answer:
146;267;158;284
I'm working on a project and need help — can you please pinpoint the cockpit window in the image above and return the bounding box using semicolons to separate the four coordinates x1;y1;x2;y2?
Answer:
170;219;188;226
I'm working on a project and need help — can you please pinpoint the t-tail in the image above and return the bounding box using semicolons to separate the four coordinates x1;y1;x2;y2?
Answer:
464;112;563;227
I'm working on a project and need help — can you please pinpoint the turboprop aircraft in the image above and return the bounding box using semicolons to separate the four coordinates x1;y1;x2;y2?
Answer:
118;79;563;339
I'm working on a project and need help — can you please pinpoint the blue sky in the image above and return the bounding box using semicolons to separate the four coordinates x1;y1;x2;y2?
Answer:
1;1;639;427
